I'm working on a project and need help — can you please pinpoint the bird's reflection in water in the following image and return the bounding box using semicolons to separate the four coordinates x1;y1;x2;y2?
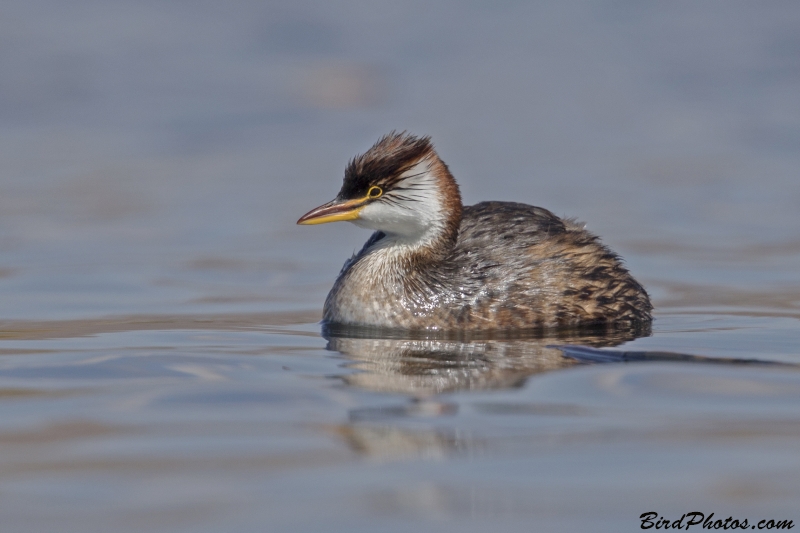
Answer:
324;323;650;462
324;323;651;396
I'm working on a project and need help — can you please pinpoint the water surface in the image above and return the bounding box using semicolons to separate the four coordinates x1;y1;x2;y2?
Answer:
1;1;799;531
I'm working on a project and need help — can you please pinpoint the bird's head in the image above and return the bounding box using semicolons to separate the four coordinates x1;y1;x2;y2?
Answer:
297;132;462;246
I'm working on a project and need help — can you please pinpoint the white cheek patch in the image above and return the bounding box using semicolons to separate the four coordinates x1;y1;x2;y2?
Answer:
395;159;442;209
351;158;446;245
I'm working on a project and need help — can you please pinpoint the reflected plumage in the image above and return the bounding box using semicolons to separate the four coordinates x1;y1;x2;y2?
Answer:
325;324;648;395
298;132;652;331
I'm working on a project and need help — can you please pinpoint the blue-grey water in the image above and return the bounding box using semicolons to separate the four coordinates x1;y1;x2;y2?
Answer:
1;1;799;531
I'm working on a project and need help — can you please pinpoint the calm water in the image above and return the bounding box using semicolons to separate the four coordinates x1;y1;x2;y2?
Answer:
1;1;799;531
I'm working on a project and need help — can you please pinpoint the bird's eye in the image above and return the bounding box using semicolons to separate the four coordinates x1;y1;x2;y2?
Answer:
367;186;383;199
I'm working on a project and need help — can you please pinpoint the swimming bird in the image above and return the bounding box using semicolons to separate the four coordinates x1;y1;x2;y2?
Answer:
298;132;652;331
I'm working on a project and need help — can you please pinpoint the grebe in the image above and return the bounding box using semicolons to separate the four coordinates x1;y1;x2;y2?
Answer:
298;132;652;331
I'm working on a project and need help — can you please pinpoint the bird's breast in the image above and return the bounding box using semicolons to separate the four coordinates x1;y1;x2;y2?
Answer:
322;250;453;328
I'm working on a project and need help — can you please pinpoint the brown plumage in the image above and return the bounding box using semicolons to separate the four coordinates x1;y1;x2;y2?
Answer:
298;132;653;331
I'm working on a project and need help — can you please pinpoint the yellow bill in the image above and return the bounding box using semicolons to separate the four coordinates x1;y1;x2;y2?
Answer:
297;197;366;225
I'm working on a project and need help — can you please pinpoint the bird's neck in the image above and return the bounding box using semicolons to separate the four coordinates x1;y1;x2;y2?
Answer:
371;158;462;264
